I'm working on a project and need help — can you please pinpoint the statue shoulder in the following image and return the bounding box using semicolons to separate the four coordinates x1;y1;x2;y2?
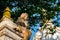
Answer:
27;29;32;35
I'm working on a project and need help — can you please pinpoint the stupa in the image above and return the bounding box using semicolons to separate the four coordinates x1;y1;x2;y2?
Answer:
33;19;60;40
0;7;23;40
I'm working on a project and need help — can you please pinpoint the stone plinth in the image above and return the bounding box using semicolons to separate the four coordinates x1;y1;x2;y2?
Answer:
0;25;23;40
0;18;23;40
0;7;23;40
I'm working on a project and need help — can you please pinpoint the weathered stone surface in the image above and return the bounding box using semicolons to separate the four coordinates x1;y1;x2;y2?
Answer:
0;18;17;28
0;7;23;40
0;35;14;40
0;18;23;40
0;26;23;40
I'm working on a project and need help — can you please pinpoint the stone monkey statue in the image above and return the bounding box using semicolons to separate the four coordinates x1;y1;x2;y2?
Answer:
16;13;29;29
16;26;32;40
15;13;32;40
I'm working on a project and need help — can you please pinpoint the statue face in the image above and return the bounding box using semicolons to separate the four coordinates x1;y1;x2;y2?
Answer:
24;15;28;20
20;13;29;20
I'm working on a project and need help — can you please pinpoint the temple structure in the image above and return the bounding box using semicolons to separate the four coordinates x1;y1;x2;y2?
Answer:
33;19;60;40
0;7;23;40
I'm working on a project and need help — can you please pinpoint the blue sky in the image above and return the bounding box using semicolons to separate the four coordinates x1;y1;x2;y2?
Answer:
30;24;40;40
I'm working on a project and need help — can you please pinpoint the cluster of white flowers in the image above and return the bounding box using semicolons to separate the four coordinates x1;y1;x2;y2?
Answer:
33;19;60;40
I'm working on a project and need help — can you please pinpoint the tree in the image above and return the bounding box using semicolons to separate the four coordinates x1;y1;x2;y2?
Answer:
0;0;60;30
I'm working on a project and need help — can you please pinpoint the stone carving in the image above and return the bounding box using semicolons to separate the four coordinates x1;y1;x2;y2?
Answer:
16;13;29;29
15;13;32;40
0;7;23;40
33;19;57;40
16;26;32;40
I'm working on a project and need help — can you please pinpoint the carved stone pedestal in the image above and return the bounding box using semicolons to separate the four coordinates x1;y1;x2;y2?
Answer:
0;7;23;40
0;18;23;40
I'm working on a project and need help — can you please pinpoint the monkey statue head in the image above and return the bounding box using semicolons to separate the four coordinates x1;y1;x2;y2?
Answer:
16;13;30;29
19;13;29;21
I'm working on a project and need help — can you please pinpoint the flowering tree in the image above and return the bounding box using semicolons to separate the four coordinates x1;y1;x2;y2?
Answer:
0;0;60;30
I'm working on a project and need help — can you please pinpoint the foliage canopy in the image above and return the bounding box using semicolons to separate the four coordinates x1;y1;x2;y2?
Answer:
0;0;60;28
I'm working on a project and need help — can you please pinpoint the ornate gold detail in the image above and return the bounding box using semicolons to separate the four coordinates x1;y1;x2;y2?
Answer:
1;7;11;21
